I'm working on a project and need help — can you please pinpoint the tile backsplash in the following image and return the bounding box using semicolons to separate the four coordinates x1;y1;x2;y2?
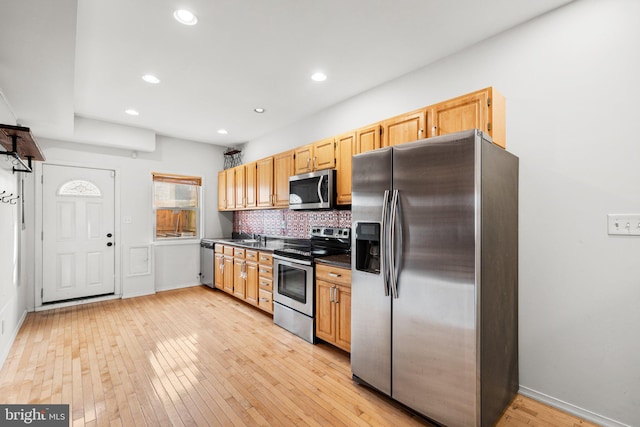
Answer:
234;209;352;238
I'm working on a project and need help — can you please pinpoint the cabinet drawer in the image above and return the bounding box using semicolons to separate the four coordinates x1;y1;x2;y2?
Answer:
316;263;351;286
258;252;273;264
258;289;273;313
215;244;224;254
233;247;245;258
223;245;234;256
258;265;273;279
245;250;258;262
259;277;273;292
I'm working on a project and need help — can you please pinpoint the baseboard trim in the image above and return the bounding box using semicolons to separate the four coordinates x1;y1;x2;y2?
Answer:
0;309;28;371
519;386;630;427
154;282;201;293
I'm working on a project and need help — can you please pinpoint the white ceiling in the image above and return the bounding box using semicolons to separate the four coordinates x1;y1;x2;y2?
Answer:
1;0;574;148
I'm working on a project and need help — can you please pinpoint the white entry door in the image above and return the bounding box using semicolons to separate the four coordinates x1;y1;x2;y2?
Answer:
42;164;116;303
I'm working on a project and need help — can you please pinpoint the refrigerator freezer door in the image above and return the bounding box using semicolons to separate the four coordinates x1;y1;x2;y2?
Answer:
391;134;479;426
351;147;393;396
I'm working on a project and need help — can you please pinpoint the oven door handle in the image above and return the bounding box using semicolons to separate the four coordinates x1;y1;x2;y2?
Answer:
273;254;313;266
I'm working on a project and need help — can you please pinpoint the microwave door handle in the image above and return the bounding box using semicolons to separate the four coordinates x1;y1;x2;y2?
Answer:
317;175;324;204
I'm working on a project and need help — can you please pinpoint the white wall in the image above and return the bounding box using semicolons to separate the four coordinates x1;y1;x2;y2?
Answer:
0;97;28;368
32;134;232;300
242;1;640;426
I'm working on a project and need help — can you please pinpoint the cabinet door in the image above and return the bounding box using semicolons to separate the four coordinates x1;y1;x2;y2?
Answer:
294;144;314;175
356;124;381;154
313;137;335;170
225;168;236;210
382;109;426;147
223;256;234;293
273;150;294;208
430;90;487;139
233;258;246;299
335;132;355;205
245;162;257;209
245;261;258;306
256;157;274;207
315;280;335;343
217;170;226;210
235;165;245;209
214;253;225;289
429;87;505;148
335;284;352;352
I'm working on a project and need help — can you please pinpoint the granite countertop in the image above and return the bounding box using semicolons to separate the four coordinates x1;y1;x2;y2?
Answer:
208;237;287;252
314;254;352;269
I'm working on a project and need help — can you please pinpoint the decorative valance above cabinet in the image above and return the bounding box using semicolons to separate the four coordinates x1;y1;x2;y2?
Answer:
0;124;45;173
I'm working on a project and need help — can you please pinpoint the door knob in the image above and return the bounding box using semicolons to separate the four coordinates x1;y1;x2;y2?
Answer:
107;233;113;238
107;242;113;247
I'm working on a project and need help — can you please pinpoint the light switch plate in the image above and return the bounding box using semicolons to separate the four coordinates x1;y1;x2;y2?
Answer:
607;214;640;235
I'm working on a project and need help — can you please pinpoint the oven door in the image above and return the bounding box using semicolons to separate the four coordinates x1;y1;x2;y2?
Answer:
273;256;314;317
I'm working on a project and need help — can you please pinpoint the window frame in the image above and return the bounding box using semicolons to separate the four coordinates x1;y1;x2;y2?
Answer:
152;172;202;241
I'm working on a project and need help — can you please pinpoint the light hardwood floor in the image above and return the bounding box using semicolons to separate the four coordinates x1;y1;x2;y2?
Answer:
0;286;598;426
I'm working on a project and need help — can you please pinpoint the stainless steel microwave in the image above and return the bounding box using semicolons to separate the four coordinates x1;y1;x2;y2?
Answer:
288;169;335;210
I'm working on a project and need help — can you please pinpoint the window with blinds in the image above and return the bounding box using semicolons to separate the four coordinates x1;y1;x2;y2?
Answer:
153;173;201;239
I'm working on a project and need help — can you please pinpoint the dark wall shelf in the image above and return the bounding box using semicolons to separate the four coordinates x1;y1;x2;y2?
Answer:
0;124;45;173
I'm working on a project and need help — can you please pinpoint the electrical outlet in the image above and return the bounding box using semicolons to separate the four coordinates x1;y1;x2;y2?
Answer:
607;214;640;236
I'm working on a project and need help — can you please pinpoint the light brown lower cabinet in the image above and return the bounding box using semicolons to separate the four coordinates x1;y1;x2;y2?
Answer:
213;244;273;314
315;263;351;352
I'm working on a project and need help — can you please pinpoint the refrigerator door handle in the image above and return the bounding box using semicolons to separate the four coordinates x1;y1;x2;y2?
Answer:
389;189;400;299
380;189;390;296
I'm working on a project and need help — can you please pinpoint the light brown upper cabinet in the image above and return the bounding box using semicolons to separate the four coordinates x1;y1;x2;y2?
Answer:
314;137;336;170
356;124;381;154
335;132;356;205
381;108;427;147
294;137;336;175
273;150;294;208
256;156;274;208
245;161;257;209
225;168;236;211
428;87;506;148
217;170;226;210
234;165;245;210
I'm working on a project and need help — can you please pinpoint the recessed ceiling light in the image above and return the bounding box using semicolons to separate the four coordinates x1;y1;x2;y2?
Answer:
311;72;327;82
173;9;198;25
217;129;228;135
125;109;139;116
254;108;266;113
142;74;160;84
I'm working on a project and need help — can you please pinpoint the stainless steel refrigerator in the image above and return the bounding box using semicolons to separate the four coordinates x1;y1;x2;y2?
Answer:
351;129;518;427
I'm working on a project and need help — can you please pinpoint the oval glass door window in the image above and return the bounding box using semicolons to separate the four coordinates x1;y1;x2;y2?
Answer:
57;179;102;197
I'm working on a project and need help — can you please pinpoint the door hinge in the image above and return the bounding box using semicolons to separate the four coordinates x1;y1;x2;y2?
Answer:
41;231;43;240
41;175;43;184
488;123;492;132
488;97;491;107
41;288;43;298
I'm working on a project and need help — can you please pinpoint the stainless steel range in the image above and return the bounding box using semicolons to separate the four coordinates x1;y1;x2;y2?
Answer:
273;226;350;343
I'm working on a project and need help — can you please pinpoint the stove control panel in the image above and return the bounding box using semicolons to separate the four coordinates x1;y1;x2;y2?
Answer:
310;226;350;239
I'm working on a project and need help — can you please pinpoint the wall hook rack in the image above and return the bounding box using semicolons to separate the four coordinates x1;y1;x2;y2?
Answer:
0;124;45;173
1;192;19;204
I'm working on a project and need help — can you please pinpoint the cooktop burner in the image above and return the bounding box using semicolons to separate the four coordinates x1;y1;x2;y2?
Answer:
273;227;350;261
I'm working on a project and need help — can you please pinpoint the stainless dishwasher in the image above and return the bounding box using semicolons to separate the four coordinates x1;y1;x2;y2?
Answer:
200;239;215;288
